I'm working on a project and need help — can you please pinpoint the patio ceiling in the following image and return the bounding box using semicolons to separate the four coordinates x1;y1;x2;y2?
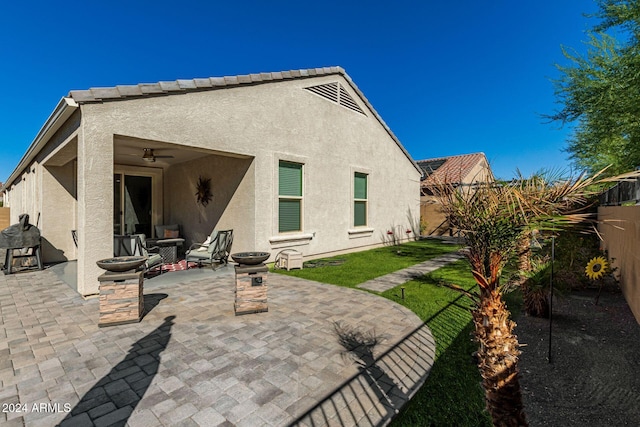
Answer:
114;135;252;168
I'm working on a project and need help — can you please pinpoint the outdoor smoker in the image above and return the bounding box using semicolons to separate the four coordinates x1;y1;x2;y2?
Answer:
0;214;43;274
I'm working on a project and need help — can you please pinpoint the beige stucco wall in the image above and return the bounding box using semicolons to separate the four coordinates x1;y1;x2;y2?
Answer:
41;161;77;262
75;74;419;292
7;74;420;296
598;206;640;323
420;198;448;235
164;154;255;252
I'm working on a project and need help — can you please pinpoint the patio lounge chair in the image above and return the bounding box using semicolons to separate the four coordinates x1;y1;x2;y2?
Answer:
113;234;164;274
185;229;233;270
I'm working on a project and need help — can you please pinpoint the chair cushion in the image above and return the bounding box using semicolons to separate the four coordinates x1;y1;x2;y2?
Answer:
196;231;217;252
146;253;163;268
186;250;211;261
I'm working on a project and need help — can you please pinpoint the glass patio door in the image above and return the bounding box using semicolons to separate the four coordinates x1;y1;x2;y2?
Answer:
114;173;153;236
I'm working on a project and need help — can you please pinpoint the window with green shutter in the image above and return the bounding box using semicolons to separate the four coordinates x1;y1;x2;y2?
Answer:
354;172;368;226
279;161;303;232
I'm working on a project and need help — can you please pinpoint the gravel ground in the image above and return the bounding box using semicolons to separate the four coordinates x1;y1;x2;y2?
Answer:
516;287;640;426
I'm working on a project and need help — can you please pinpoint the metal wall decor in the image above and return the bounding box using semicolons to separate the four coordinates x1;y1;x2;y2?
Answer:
195;176;213;207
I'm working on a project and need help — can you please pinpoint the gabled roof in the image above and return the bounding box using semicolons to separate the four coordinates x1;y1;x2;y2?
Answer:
69;66;346;103
417;152;491;186
3;66;421;191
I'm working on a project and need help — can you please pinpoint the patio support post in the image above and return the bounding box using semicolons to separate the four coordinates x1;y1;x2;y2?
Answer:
77;126;114;296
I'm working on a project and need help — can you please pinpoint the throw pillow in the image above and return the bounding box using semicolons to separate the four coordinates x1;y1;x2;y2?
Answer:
164;229;180;238
196;233;215;251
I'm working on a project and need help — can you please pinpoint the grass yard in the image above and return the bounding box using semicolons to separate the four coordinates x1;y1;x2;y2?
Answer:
272;240;523;426
383;261;491;426
272;239;462;287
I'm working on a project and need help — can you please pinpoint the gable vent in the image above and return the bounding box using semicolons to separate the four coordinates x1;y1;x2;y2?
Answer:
304;82;366;116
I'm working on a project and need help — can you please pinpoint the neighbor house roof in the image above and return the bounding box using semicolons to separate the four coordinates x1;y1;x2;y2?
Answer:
417;152;491;186
2;66;421;192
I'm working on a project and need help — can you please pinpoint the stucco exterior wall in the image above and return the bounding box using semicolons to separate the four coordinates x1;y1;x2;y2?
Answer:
41;161;77;262
3;111;80;268
420;198;448;236
5;169;39;225
76;116;114;296
79;74;420;267
598;206;640;323
164;154;255;252
5;73;419;296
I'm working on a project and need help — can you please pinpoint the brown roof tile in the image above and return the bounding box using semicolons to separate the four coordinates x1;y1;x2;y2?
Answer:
418;153;491;186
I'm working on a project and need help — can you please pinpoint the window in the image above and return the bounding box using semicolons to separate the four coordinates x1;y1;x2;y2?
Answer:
279;161;303;232
354;172;368;226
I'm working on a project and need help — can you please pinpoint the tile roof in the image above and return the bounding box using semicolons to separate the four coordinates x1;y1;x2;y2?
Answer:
68;66;346;103
417;152;490;186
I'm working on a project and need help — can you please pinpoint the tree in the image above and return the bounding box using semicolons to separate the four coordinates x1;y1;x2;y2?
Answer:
434;171;605;426
549;0;640;176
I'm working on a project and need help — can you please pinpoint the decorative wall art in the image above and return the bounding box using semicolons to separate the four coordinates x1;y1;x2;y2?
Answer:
195;176;213;207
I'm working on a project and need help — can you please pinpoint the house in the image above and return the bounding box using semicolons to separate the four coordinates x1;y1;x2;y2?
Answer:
1;66;422;296
417;152;493;235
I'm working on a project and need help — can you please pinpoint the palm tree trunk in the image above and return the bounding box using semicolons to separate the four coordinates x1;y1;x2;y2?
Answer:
473;289;528;426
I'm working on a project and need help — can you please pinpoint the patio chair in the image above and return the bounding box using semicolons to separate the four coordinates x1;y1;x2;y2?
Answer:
185;229;234;270
113;234;164;274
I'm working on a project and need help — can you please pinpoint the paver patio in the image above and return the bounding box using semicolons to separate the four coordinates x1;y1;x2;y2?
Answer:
0;264;436;426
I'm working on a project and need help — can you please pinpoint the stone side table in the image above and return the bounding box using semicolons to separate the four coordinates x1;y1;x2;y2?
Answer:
98;270;144;327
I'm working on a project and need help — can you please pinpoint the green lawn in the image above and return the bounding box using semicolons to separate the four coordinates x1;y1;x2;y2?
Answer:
383;261;491;426
272;239;462;287
272;240;523;426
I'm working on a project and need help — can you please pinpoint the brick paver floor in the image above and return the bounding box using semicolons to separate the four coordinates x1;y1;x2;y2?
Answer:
0;265;435;426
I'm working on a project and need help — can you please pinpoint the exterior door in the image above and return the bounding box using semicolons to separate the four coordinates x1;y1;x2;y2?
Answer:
114;173;155;236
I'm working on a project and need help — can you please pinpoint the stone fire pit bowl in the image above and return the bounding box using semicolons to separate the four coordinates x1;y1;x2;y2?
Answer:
231;252;270;265
96;256;147;273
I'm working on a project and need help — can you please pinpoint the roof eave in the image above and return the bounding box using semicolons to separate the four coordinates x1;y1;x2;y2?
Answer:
2;97;79;192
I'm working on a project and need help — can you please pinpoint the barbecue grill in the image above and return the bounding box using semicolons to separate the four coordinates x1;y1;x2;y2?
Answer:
0;214;43;274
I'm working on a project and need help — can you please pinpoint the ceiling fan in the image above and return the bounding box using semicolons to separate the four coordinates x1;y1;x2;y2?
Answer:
142;148;174;163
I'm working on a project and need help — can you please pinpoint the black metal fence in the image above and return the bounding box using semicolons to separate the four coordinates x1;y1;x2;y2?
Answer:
600;177;640;206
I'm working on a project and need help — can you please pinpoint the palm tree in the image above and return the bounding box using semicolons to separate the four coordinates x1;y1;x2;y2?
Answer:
434;171;614;426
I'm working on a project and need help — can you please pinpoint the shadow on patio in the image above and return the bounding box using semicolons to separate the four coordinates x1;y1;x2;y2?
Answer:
58;316;175;427
287;320;435;427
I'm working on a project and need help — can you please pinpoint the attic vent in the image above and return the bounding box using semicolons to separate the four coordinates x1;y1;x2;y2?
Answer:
304;82;366;116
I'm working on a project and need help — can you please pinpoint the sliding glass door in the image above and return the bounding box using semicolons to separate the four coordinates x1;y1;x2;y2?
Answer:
114;167;163;237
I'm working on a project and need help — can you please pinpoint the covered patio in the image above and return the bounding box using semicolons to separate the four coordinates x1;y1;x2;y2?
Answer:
0;266;435;427
38;132;255;296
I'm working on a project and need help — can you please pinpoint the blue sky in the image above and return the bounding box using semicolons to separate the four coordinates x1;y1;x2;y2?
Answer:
0;0;601;182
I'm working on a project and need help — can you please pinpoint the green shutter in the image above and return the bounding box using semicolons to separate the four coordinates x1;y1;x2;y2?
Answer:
279;161;302;197
354;173;367;199
354;201;367;226
279;199;301;232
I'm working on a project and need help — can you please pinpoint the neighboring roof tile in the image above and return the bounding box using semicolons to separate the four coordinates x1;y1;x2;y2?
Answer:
418;153;491;186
